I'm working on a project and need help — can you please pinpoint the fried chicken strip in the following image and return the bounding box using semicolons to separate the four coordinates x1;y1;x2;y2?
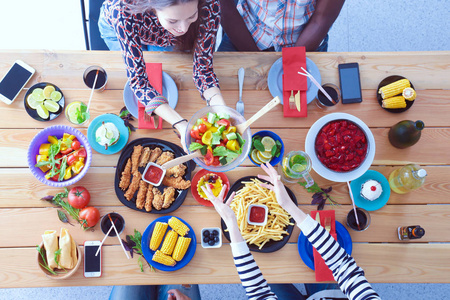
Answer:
124;171;142;201
135;180;149;209
162;176;191;190
149;147;163;163
152;188;164;210
139;147;151;167
165;164;187;178
144;184;154;212
131;145;143;173
119;158;132;191
156;151;174;166
162;187;176;209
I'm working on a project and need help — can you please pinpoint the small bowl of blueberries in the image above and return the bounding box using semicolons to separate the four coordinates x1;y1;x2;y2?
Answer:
202;227;222;248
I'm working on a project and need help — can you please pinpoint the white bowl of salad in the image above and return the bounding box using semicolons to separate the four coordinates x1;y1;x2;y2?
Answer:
186;106;251;172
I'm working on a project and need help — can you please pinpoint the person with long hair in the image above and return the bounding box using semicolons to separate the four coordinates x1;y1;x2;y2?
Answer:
99;0;224;149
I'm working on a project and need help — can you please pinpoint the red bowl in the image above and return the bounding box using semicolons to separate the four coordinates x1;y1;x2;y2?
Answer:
191;169;229;206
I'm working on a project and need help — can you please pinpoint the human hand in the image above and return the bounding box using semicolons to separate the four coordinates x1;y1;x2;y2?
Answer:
201;184;237;227
257;163;296;212
167;289;191;300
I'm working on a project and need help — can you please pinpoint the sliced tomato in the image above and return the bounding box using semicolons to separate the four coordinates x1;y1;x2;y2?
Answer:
195;139;203;145
67;154;77;166
212;156;221;166
190;128;202;140
74;148;87;158
60;147;73;155
198;123;207;133
217;119;231;127
71;140;81;150
50;174;60;181
204;148;214;166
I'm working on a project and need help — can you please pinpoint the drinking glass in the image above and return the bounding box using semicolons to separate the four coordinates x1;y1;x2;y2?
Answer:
346;208;371;232
315;83;341;109
83;66;107;92
65;100;90;125
100;212;125;237
278;150;314;187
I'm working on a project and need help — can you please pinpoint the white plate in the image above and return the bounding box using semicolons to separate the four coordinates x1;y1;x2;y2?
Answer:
123;72;178;118
305;113;376;182
268;57;321;104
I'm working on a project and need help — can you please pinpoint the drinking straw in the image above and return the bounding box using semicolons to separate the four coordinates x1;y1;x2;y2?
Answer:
298;67;336;104
109;214;130;259
347;181;361;230
86;69;99;112
95;224;113;257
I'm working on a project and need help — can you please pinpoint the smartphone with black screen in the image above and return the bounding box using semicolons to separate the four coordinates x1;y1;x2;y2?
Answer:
0;60;35;105
84;241;102;277
338;63;362;104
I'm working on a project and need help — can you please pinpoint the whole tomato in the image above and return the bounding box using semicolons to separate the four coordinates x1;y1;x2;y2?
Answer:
79;206;100;228
68;186;91;209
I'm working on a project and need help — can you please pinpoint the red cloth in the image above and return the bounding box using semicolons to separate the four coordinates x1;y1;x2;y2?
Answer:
282;47;307;118
311;210;337;282
138;63;164;129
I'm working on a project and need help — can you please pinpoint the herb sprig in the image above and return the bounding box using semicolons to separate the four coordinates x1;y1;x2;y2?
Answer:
299;182;339;210
119;107;136;134
122;229;154;272
252;135;282;158
36;245;58;275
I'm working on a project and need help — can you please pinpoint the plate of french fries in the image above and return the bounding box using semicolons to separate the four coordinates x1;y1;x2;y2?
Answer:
141;215;197;271
221;176;297;253
377;75;416;113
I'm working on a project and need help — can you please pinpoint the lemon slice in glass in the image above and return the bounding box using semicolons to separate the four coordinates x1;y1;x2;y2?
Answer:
26;94;39;109
44;100;60;113
66;102;81;123
32;88;45;101
261;136;276;152
43;85;55;99
36;104;49;119
251;149;263;164
291;163;306;173
50;91;62;101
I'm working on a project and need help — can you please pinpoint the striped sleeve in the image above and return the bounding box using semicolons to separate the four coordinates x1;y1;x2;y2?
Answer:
299;216;381;300
230;241;277;300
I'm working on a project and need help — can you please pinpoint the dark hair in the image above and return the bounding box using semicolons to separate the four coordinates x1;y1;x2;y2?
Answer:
123;0;205;51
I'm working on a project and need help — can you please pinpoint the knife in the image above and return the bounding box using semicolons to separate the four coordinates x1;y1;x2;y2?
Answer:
315;212;321;225
295;91;301;112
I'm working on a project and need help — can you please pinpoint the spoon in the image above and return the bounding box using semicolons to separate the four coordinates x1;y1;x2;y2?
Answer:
236;96;281;134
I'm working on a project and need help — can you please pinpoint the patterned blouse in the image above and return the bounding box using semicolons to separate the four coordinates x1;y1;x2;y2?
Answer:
102;0;220;108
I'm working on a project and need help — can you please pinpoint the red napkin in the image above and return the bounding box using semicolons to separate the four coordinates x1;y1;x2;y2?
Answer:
282;46;307;118
138;63;164;129
311;210;337;282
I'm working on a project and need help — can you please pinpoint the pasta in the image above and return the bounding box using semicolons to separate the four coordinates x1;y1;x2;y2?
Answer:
229;178;293;249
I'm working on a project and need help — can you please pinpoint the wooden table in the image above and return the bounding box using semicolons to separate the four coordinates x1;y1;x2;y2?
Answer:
1;50;449;288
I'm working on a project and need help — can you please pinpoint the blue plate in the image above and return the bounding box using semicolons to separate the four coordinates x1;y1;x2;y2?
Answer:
268;57;321;105
350;170;391;211
87;114;129;155
142;216;197;271
123;72;178;118
298;221;352;270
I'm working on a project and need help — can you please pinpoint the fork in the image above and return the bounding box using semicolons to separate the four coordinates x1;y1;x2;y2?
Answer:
289;90;295;110
236;68;245;116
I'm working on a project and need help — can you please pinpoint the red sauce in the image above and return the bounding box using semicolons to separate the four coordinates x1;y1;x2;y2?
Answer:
315;120;368;172
144;165;164;184
249;206;266;223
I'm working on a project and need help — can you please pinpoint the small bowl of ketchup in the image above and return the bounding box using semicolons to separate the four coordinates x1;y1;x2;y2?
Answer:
247;204;268;226
142;162;165;186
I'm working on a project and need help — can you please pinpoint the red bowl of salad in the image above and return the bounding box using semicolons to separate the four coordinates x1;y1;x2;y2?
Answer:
27;125;92;187
185;106;252;172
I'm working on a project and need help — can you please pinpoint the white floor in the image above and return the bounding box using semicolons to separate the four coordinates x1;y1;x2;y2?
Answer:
1;0;450;299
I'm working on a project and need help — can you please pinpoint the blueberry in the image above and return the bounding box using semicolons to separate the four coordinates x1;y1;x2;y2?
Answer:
212;230;219;236
208;239;215;246
203;237;209;243
214;236;219;243
203;230;210;237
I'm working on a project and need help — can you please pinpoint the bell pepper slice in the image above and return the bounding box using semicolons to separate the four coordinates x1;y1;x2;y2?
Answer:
226;140;240;151
201;131;213;145
63;167;72;180
39;144;51;156
48;136;58;144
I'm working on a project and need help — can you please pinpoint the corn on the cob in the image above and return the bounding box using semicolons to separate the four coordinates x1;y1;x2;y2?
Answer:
150;222;168;251
172;237;191;261
168;217;189;236
382;96;406;109
378;79;410;99
160;230;178;255
402;87;416;101
152;250;176;266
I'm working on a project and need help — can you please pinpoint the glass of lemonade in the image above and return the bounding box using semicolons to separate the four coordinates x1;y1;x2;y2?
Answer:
65;101;90;125
279;150;314;187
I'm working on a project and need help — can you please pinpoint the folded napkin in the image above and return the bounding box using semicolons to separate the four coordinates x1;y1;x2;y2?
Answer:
311;210;337;282
138;63;164;129
282;46;307;118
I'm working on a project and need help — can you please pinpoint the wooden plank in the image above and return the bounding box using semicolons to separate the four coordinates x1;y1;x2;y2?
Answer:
0;165;449;207
0;204;448;247
0;243;448;288
1;51;449;91
1;127;449;168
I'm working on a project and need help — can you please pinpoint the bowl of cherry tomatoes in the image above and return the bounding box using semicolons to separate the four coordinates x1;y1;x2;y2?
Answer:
27;125;92;187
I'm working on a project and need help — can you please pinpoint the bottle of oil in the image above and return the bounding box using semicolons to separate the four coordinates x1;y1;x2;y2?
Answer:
388;164;427;194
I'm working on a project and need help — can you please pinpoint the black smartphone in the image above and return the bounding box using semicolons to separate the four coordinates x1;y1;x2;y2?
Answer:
0;60;35;105
84;241;102;277
338;62;362;104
